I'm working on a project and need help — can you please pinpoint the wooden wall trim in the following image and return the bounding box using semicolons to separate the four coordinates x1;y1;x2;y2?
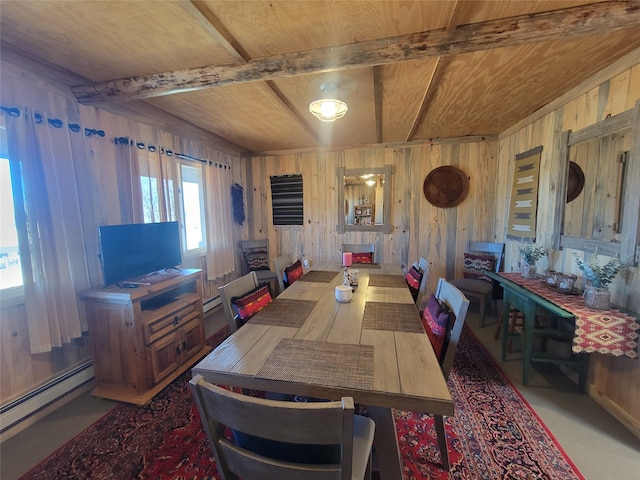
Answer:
244;134;498;158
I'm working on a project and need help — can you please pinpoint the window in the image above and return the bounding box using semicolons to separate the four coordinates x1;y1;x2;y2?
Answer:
0;124;24;296
141;175;160;223
180;163;206;254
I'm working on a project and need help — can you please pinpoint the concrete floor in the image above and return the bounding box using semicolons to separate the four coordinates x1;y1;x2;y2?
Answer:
2;306;639;480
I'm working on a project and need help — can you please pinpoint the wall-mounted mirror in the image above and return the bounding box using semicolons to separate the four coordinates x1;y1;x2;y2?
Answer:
553;101;639;265
337;165;392;233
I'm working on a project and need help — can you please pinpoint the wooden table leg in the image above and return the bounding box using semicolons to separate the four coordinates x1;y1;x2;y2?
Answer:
367;406;403;480
501;298;511;361
522;301;537;386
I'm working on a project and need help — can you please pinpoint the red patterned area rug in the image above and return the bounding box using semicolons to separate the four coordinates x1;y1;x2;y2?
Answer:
19;326;583;480
394;327;584;480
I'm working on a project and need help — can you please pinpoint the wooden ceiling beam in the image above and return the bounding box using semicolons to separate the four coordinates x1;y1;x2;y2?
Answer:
180;1;249;63
72;1;640;105
407;0;464;141
180;1;323;145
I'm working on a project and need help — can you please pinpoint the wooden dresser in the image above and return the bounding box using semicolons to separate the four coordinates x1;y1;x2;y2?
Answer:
79;269;211;405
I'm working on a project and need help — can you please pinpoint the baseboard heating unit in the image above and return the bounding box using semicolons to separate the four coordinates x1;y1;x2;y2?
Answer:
203;293;221;313
0;360;94;435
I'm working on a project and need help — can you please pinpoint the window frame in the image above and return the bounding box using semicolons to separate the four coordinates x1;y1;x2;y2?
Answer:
0;128;25;303
178;160;207;258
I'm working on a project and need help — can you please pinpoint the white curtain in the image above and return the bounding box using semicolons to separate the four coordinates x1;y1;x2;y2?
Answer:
4;105;91;353
114;138;178;224
204;159;235;279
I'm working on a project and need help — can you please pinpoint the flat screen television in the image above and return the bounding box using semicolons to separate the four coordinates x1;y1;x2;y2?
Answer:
99;221;182;287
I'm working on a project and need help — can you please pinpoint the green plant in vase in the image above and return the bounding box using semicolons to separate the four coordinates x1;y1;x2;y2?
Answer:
517;242;549;279
574;253;622;310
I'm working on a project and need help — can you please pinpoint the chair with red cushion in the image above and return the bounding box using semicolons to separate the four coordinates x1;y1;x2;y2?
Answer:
421;278;470;471
283;259;304;288
273;253;292;293
241;239;279;296
406;256;429;307
219;271;260;332
230;283;273;328
450;241;504;327
341;244;375;265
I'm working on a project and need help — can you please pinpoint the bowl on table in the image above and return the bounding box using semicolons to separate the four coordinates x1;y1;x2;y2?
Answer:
335;285;353;303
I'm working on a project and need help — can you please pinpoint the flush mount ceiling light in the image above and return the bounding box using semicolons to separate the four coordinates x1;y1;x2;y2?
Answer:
309;83;348;122
365;180;376;186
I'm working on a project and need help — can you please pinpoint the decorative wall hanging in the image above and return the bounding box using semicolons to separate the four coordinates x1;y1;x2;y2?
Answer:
507;145;542;241
270;174;303;225
423;166;469;208
566;161;585;203
231;183;245;225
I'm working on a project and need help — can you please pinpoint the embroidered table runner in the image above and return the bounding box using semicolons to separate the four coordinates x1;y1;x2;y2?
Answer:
500;272;639;358
256;338;374;390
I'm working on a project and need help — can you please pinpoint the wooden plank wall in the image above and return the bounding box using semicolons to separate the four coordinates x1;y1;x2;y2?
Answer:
0;61;247;404
497;59;640;437
244;139;498;297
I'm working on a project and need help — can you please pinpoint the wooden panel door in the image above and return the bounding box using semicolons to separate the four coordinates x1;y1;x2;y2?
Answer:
148;332;180;386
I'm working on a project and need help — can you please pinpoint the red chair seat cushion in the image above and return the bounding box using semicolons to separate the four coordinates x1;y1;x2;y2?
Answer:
283;260;304;287
462;253;495;283
405;266;423;301
422;294;452;362
231;284;272;325
351;252;373;264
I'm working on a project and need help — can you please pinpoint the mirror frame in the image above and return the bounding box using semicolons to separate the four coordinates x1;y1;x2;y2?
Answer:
337;165;392;234
552;101;640;266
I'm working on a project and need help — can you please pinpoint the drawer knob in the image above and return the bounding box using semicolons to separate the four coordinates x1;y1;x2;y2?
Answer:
173;315;180;326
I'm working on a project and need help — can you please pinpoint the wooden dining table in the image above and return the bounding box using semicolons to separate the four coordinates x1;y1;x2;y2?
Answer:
192;262;453;480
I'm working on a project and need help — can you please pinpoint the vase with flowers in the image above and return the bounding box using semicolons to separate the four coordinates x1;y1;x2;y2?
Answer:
517;243;549;279
574;254;622;310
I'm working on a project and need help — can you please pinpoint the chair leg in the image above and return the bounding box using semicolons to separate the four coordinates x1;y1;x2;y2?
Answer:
479;295;486;328
494;306;504;339
434;414;449;471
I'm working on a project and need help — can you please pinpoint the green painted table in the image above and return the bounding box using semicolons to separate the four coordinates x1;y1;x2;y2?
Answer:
487;271;589;390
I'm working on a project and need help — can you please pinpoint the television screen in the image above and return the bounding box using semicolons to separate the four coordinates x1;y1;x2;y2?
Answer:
99;221;182;287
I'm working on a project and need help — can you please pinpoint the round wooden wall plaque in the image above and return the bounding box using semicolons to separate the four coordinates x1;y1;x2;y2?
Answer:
566;161;585;203
423;166;470;208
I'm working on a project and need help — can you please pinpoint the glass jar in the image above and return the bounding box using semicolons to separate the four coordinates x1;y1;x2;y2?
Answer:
520;263;536;279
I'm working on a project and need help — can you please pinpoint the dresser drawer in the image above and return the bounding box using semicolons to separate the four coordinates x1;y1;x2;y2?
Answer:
144;303;199;345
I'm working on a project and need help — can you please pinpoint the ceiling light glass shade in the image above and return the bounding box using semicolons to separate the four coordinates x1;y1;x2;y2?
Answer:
365;180;376;186
308;98;348;122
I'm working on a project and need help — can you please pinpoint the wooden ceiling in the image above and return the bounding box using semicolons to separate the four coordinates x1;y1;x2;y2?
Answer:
2;1;640;155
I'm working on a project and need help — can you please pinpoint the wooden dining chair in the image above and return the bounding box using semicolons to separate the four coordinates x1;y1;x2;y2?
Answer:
273;253;292;293
341;244;375;264
407;256;430;308
449;241;504;327
240;239;279;295
190;374;376;480
422;278;470;471
218;271;259;332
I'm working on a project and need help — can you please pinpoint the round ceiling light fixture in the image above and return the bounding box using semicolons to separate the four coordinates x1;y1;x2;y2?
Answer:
309;83;348;122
